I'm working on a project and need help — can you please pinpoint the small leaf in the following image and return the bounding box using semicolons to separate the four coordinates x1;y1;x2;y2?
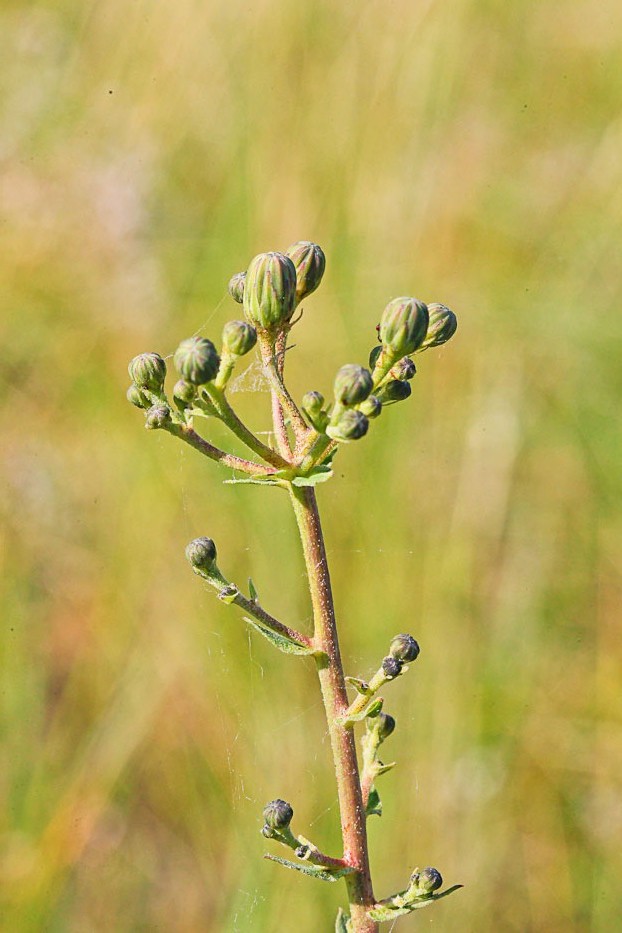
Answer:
365;786;382;818
218;585;239;605
291;465;334;487
264;854;354;882
341;697;384;727
335;907;351;932
375;761;397;776
244;617;318;657
248;577;259;602
345;676;371;696
224;476;282;486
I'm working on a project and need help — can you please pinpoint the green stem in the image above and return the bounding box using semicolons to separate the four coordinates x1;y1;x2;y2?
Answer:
203;384;288;469
289;486;378;933
341;666;392;725
162;423;274;477
259;335;310;444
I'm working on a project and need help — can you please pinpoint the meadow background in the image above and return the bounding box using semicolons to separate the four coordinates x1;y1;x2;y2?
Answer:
1;1;621;930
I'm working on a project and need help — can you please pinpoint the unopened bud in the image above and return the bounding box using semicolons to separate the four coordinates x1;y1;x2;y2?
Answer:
185;536;217;573
228;271;246;304
145;404;171;430
173;379;197;405
327;409;369;442
379;297;429;357
243;252;297;333
222;320;258;357
419;303;457;351
389;633;420;663
174;337;220;385
126;384;150;409
376;380;412;405
374;712;396;741
411;867;443;894
382;656;403;679
390;357;416;381
285;241;326;301
263;799;293;830
301;391;328;430
333;364;373;406
128;352;167;392
359;395;382;419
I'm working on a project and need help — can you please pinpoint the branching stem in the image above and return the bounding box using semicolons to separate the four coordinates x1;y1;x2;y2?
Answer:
289;485;378;933
162;423;274;476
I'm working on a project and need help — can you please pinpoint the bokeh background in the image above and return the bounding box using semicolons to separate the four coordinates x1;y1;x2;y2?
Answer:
2;1;621;930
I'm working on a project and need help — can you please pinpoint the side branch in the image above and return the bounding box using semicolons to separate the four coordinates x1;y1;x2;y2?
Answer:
163;422;274;477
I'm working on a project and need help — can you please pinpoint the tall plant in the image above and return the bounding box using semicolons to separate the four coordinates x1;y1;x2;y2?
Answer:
127;243;461;931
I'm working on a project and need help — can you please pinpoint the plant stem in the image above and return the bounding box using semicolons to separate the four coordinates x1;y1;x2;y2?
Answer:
203;385;289;469
289;485;378;933
259;334;310;444
162;423;274;476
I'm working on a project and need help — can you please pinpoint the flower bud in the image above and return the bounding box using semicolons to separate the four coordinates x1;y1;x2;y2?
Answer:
376;380;412;404
382;656;403;679
174;337;220;385
173;379;197;405
285;241;326;301
222;320;257;357
128;352;167;392
333;364;373;406
411;867;443;894
185;536;217;573
389;633;420;663
390;357;416;381
374;712;396;741
327;409;369;442
358;395;382;419
243;252;297;333
126;384;150;409
302;390;324;417
369;345;382;369
228;271;246;304
263;799;293;830
145;404;171;430
419;302;457;351
379;297;429;357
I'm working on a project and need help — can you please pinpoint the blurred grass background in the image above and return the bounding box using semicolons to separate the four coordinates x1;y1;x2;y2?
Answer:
1;0;621;930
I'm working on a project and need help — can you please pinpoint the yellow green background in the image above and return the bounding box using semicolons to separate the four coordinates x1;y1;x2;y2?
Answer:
2;1;621;930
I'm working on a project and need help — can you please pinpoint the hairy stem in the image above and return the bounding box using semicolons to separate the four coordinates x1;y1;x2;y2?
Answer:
259;335;310;445
289;486;378;932
203;385;288;469
162;423;275;476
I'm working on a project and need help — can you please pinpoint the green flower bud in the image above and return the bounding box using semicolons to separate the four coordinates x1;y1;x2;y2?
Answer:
285;240;326;301
374;712;396;741
174;337;220;385
368;345;382;369
263;799;293;830
411;867;443;894
419;302;457;351
128;352;167;392
327;409;369;442
145;404;171;430
173;379;197;405
222;320;257;357
126;384;150;409
389;633;420;663
333;364;373;406
185;536;217;573
390;357;417;381
302;390;324;417
228;271;246;304
243;252;297;333
358;395;382;419
382;656;403;679
379;297;429;357
376;380;412;405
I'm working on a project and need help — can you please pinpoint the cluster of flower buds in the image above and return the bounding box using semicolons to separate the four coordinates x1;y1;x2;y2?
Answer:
382;633;420;679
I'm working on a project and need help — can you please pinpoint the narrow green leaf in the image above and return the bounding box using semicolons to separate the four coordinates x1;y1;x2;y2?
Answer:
264;854;354;882
248;577;259;602
375;761;396;776
335;907;351;931
340;697;384;727
244;617;316;656
291;466;334;487
345;676;371;696
365;786;382;817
